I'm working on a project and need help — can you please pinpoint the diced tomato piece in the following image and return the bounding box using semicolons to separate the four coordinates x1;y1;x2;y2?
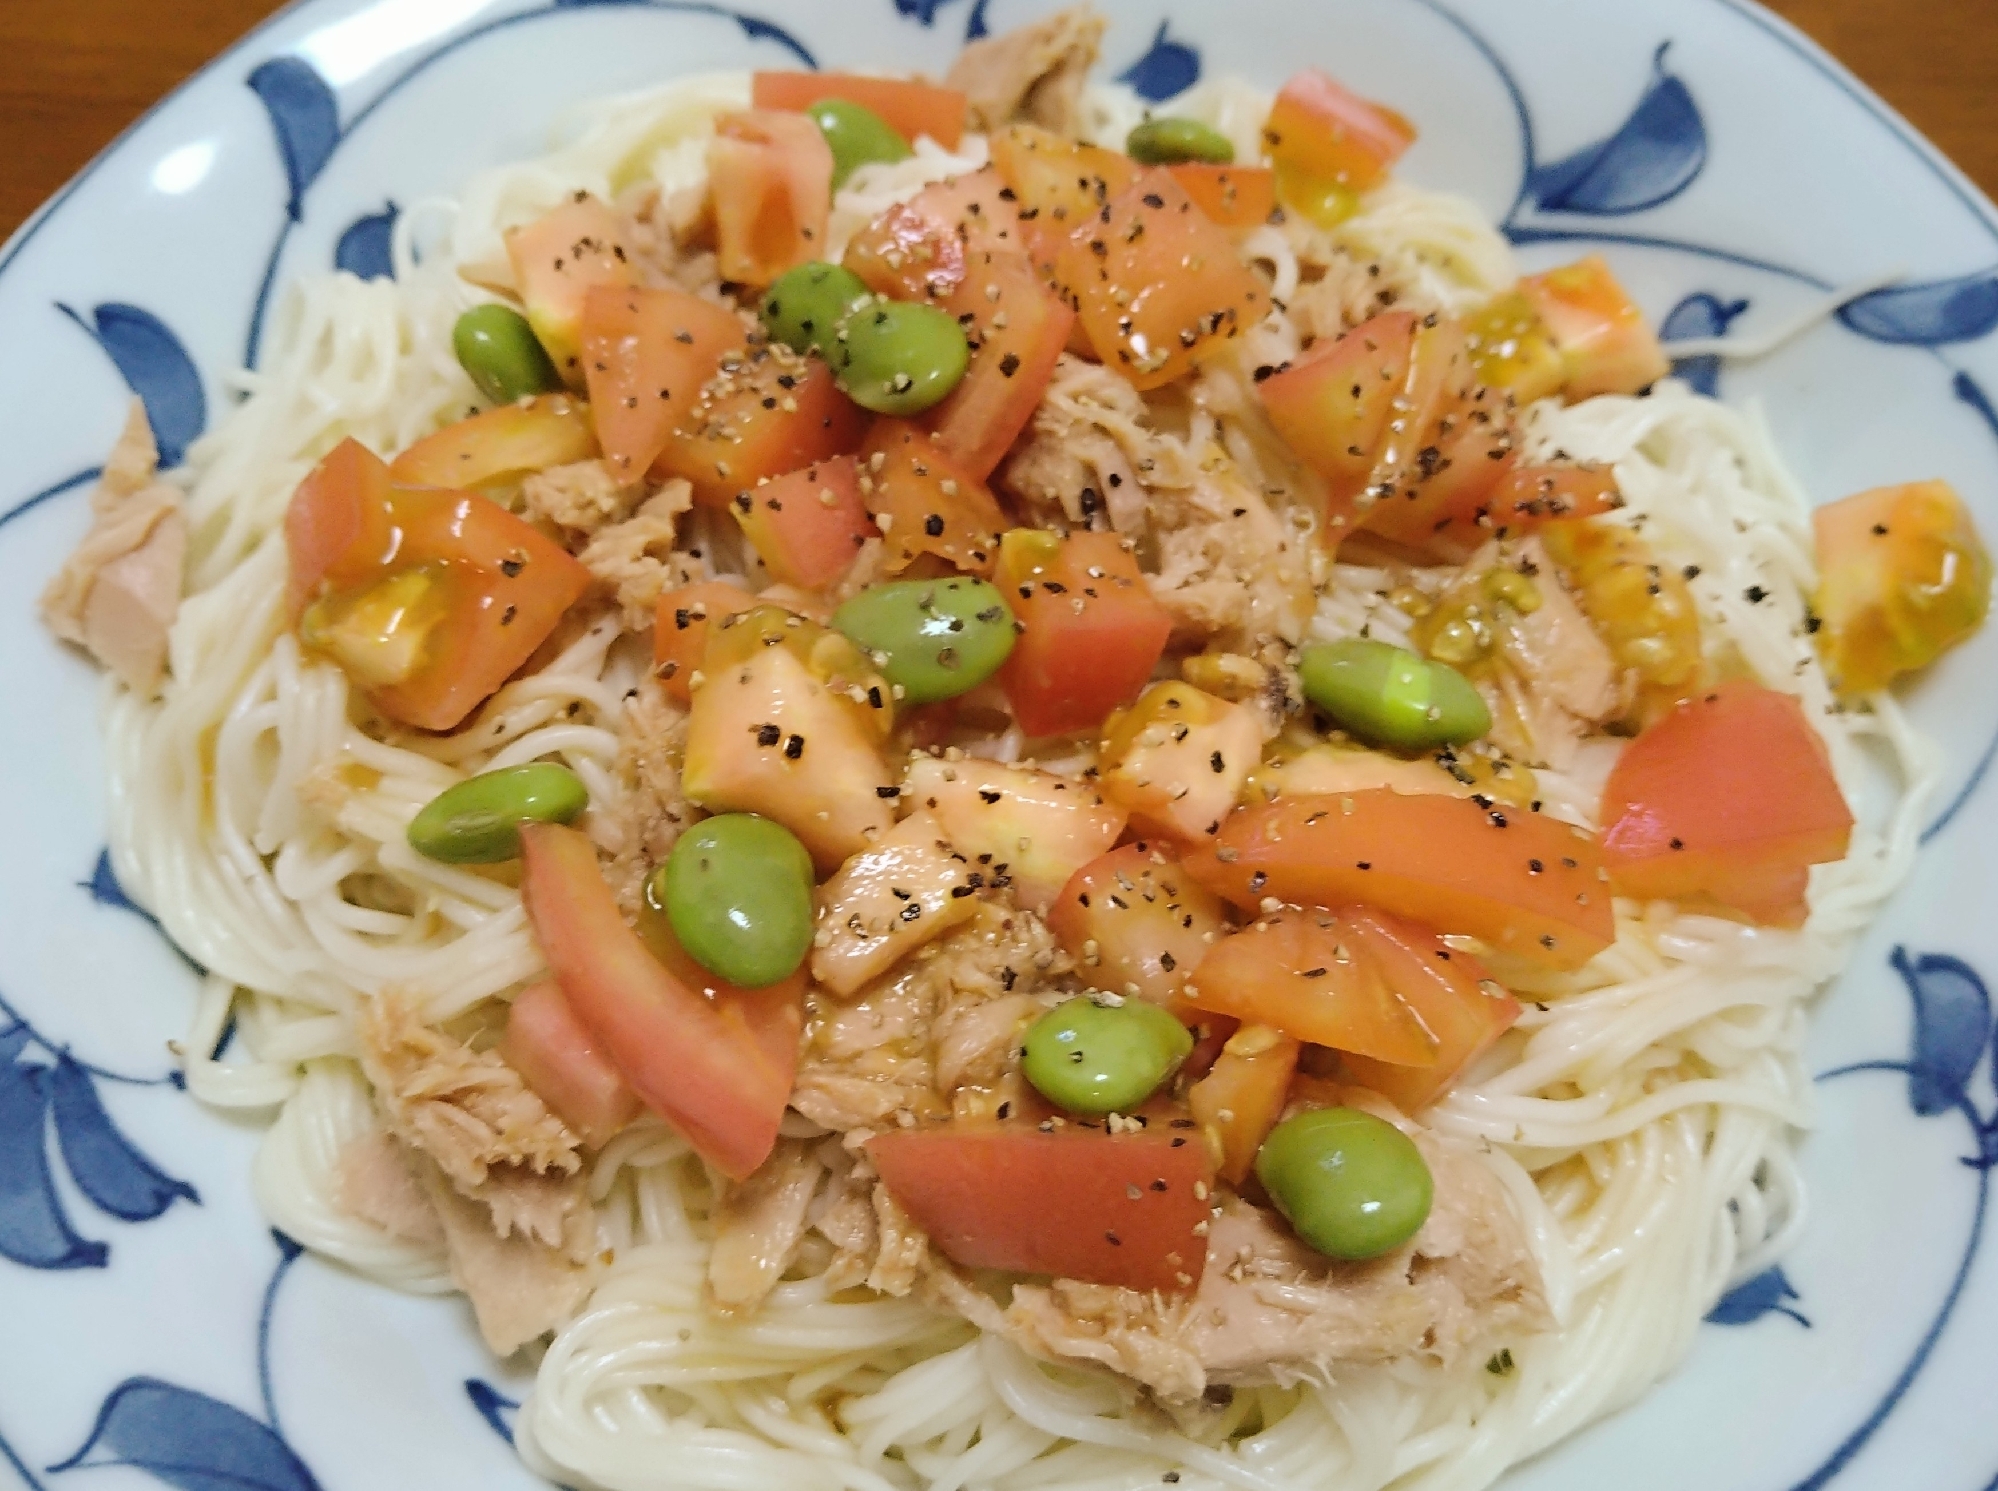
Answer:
751;72;966;148
995;528;1175;737
1187;1024;1300;1185
579;285;745;482
1463;289;1567;407
1517;256;1669;399
653;579;757;703
906;757;1127;912
1056;169;1267;392
1167;164;1277;228
1258;311;1419;544
1099;681;1264;842
504;194;638;384
709;109;834;289
926;248;1075;479
1183;909;1441;1064
1813;479;1992;697
520;823;800;1179
388;395;597;490
1337;913;1519;1112
843;169;1026;304
1539;516;1704;723
635;909;807;1085
286;439;592;731
858;421;1008;575
1264;70;1416;227
989;124;1141;273
730;456;876;590
1185;790;1614;972
655;353;868;505
1354;315;1517;554
868;1121;1213;1290
498;980;642;1149
1422;462;1623;563
1046;842;1231;1009
1599;679;1854;926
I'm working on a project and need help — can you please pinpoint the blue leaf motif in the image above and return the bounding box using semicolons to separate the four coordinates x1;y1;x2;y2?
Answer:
1525;42;1705;215
1659;291;1748;398
1836;270;1998;347
1706;1265;1809;1327
49;1378;320;1491
465;1380;519;1445
0;1062;106;1270
730;12;816;67
965;0;992;41
81;848;149;919
894;0;966;26
0;1024;31;1068
1955;369;1998;450
56;305;206;468
49;1055;197;1223
1890;945;1991;1117
1117;22;1201;104
247;56;341;221
334;203;399;282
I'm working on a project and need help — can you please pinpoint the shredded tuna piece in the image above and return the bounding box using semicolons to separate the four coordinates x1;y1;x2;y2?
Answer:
866;1181;929;1297
813;1156;881;1292
418;1152;590;1355
577;480;697;627
946;5;1106;137
337;1131;445;1247
1002;356;1187;533
523;458;638;536
1287;252;1409;342
998;1134;1548;1398
599;680;694;912
357;989;585;1250
40;401;187;694
708;1139;826;1312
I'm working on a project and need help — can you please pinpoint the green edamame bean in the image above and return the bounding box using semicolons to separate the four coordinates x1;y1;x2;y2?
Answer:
452;304;561;405
832;579;1016;705
833;299;970;416
1297;638;1491;750
761;262;877;357
809;98;913;190
651;814;814;989
407;762;587;864
1126;117;1236;166
1254;1106;1433;1261
1022;997;1192;1115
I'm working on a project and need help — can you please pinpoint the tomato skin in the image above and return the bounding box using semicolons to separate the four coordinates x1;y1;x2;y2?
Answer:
1046;842;1231;1010
995;529;1176;738
1422;463;1622;563
1183;909;1441;1064
1187;1025;1300;1186
504;195;639;384
1599;680;1854;927
867;1121;1213;1291
925;247;1075;480
709;109;835;289
1517;255;1669;399
1184;790;1615;973
520;823;799;1181
1812;479;1992;697
1166;165;1277;228
1257;311;1419;545
656;355;868;506
498;980;642;1150
858;421;1008;575
653;579;757;704
1263;69;1416;196
1337;914;1519;1113
388;396;598;490
751;72;967;149
1056;169;1268;392
730;456;877;590
843;170;1025;304
285;439;593;731
579;285;745;482
988;124;1141;273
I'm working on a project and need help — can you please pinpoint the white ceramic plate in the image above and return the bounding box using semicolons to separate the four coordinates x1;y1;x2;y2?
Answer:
4;2;1997;1487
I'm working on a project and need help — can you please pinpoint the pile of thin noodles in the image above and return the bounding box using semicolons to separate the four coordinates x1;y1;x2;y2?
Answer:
98;68;1935;1491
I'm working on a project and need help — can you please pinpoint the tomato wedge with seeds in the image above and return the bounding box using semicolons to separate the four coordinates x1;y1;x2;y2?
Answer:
751;72;967;149
1599;679;1854;927
1184;790;1614;973
521;823;800;1181
868;1120;1213;1291
579;285;744;481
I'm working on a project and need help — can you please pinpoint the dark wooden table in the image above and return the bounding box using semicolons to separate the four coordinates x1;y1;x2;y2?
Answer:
5;0;1995;241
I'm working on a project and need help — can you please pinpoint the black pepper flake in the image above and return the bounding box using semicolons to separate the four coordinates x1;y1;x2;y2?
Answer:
1247;870;1267;893
1745;585;1769;604
1210;750;1226;773
1528;858;1544;874
1105;1230;1122;1246
1159;951;1176;971
924;513;945;537
784;733;805;760
999;352;1021;378
499;556;524;577
876;786;902;799
1669;837;1685;850
755;723;781;747
500;605;517;626
979;789;1003;804
1356;861;1372;871
1299;967;1328;979
900;903;922;922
